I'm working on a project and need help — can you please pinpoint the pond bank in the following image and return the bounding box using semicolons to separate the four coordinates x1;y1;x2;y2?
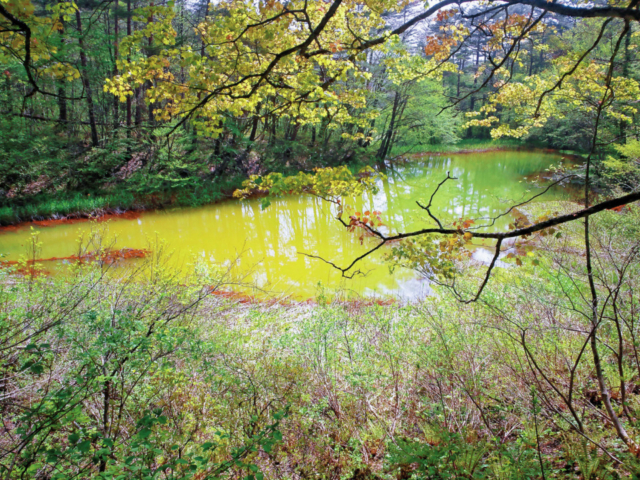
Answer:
0;145;582;229
0;184;237;228
406;145;584;160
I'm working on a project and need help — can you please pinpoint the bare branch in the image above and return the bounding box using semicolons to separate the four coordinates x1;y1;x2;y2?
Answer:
417;171;457;229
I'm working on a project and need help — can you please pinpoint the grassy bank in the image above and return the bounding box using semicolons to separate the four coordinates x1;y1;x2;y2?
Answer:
0;191;138;225
391;138;586;156
0;142;581;227
0;178;243;226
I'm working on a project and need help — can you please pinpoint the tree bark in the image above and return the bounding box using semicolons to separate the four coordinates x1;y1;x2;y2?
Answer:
113;0;119;130
377;90;401;161
147;3;155;125
75;9;99;147
249;102;262;142
57;3;67;125
126;0;132;130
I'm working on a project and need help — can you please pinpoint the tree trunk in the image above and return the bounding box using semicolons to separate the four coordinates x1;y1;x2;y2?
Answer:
456;58;465;98
620;28;631;142
200;0;210;57
147;3;155;125
249;102;261;142
75;9;99;147
377;90;400;161
58;86;67;124
389;96;408;153
135;86;143;126
57;3;67;125
113;0;119;130
126;0;132;130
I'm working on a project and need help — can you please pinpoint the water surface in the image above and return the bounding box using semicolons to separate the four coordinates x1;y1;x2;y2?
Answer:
0;151;577;300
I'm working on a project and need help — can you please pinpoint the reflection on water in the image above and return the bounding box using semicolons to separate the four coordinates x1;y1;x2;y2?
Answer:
0;151;576;299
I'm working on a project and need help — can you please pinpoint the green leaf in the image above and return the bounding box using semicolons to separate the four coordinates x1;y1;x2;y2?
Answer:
20;360;34;371
30;363;44;374
77;440;91;453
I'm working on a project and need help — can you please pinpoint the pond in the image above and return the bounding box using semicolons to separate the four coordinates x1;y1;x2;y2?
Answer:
0;150;578;300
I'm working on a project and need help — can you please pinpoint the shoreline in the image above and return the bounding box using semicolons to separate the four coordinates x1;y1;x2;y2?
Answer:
0;145;583;231
406;145;584;159
0;209;146;232
0;188;238;231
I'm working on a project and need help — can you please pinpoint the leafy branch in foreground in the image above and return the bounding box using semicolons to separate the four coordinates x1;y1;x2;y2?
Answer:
233;165;385;211
236;167;640;300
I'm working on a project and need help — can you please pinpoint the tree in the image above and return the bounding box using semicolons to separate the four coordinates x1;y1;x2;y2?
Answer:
224;2;640;458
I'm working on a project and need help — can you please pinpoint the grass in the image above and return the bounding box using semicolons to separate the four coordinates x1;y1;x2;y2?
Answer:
387;138;522;156
0;177;243;226
418;137;524;153
391;138;586;156
0;192;138;225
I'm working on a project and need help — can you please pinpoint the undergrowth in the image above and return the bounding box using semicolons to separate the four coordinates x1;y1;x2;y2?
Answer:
1;206;640;478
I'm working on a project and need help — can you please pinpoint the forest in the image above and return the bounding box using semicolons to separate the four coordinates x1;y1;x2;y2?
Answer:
1;0;640;478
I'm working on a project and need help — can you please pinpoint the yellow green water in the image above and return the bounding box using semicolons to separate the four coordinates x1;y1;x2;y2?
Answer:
0;151;577;300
